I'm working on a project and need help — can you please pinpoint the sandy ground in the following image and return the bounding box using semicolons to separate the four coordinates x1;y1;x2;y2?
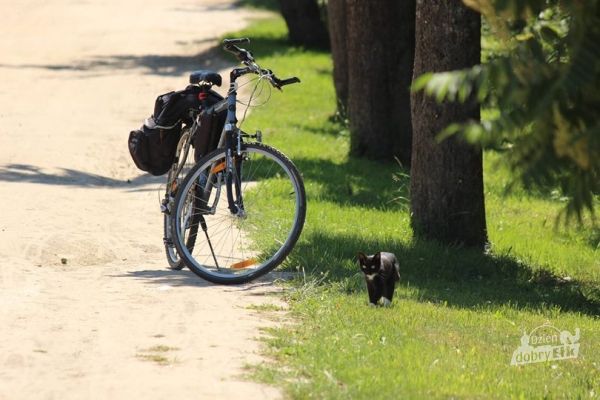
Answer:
0;1;284;399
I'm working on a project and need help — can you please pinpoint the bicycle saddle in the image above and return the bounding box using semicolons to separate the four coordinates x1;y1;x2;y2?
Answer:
189;70;222;87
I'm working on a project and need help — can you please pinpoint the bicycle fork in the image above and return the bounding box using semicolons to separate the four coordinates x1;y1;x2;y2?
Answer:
225;150;245;217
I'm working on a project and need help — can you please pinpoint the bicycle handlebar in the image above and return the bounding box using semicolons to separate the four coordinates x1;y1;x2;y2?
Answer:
222;38;301;90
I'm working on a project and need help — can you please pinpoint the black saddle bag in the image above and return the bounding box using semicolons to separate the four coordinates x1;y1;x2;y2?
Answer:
154;85;202;127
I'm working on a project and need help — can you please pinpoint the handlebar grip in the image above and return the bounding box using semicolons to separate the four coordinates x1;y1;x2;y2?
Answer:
223;38;250;45
279;77;301;87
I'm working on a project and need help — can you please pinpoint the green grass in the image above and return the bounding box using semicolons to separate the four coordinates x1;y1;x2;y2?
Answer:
225;17;600;399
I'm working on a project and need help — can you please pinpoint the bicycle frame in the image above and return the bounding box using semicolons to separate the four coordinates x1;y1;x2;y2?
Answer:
162;81;233;216
194;67;262;218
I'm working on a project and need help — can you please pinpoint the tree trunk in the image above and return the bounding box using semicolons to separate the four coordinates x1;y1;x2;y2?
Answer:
346;0;415;166
327;0;348;116
279;0;329;49
410;0;487;248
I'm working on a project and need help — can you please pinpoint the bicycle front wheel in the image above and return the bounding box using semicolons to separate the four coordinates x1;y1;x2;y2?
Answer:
172;143;306;284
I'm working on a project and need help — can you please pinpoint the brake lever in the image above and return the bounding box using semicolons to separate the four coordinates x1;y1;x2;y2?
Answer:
237;49;254;63
224;43;254;64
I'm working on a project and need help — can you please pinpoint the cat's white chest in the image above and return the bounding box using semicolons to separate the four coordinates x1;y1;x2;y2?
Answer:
365;273;378;281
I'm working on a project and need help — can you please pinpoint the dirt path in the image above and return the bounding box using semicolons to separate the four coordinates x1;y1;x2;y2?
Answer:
0;1;282;398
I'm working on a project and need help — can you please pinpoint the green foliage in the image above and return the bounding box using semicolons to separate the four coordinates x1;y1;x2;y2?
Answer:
413;0;600;224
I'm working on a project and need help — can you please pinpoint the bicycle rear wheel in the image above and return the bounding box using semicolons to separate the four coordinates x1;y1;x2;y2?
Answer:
172;143;306;284
164;131;199;270
164;206;200;270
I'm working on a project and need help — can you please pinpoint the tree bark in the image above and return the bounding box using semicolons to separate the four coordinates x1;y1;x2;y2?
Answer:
279;0;329;49
410;0;487;248
346;0;415;166
327;0;348;115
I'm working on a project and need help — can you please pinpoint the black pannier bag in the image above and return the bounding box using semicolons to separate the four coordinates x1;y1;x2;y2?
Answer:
128;85;226;175
128;120;182;176
128;85;200;176
193;90;227;162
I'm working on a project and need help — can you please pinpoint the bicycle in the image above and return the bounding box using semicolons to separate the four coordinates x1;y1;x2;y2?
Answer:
161;38;306;284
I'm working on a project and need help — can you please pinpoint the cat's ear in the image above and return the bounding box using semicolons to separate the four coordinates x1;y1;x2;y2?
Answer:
357;252;367;265
372;252;381;266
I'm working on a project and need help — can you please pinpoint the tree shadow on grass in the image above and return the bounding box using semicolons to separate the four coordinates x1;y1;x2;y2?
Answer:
585;227;600;250
285;231;600;317
293;157;409;209
289;120;348;138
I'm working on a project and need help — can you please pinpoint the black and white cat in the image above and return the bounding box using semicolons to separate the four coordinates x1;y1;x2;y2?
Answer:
358;252;400;307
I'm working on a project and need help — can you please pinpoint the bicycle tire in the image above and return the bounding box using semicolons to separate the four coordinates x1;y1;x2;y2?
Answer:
163;131;199;270
164;213;185;269
172;143;306;284
164;212;201;270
